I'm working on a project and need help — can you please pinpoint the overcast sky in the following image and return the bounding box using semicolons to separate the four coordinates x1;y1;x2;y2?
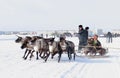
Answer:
0;0;120;31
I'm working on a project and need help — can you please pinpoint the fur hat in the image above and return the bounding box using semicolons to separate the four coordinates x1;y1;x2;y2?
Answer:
85;27;89;30
79;25;83;28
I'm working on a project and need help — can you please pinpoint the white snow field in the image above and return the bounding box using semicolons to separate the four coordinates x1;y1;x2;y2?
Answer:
1;35;120;78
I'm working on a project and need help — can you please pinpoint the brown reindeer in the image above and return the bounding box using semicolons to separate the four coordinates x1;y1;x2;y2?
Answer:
24;37;54;62
15;36;34;59
58;37;76;62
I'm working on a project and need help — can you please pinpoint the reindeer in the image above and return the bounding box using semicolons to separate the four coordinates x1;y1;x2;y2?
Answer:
48;38;59;59
58;37;76;62
48;37;76;62
15;35;34;59
19;36;45;60
24;37;54;62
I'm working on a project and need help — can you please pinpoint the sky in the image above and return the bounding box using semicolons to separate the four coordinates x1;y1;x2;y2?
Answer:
0;0;120;31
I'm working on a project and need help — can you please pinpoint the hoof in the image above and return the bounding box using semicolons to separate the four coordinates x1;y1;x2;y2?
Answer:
24;57;27;60
51;56;53;59
36;58;39;60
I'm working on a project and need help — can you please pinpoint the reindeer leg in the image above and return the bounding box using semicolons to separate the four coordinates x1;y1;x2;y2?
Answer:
29;50;35;60
44;51;50;62
52;51;58;59
68;50;72;61
23;49;28;58
39;51;42;58
36;51;39;60
73;52;76;60
43;51;46;59
72;48;76;61
24;50;31;60
39;51;45;59
67;47;72;61
58;51;62;63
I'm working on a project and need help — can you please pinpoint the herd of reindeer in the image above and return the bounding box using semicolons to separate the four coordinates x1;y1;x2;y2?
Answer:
15;36;76;62
15;35;108;62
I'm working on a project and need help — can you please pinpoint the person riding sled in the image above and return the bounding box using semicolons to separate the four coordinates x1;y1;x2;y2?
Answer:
93;34;102;50
92;34;107;56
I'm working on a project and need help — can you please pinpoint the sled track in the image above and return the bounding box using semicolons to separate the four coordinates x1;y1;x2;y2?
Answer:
61;63;88;78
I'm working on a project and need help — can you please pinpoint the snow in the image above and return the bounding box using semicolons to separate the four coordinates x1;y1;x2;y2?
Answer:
0;35;120;78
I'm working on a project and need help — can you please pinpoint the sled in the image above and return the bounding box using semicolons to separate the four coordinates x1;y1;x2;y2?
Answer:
76;46;109;58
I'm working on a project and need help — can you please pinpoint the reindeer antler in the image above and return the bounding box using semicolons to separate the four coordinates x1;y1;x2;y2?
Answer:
16;35;20;37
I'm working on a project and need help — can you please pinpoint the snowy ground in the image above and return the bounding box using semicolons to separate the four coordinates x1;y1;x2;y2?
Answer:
1;35;120;78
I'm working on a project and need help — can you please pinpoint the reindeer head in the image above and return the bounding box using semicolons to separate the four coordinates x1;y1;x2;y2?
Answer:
15;36;23;43
30;36;43;45
46;38;55;45
21;41;29;49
